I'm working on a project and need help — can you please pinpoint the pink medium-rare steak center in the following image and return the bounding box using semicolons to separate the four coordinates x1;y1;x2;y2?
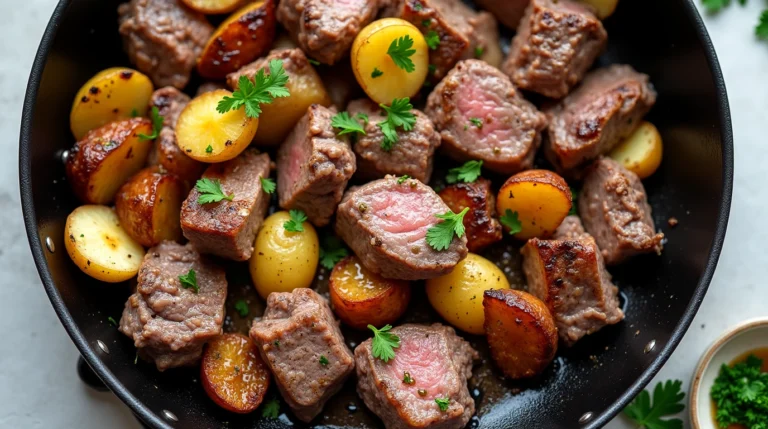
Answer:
384;333;454;399
366;186;439;242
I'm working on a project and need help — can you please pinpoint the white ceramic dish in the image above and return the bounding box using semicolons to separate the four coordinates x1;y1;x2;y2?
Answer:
690;318;768;429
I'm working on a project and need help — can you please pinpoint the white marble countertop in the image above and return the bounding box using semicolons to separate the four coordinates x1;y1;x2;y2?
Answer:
1;0;764;427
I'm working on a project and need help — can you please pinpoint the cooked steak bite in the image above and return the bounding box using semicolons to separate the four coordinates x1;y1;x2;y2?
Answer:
277;0;379;65
503;0;607;98
119;241;227;371
522;232;623;346
545;65;658;172
474;0;530;29
347;99;441;183
356;323;478;429
277;104;356;226
118;0;213;89
195;82;227;96
438;178;502;252
554;214;588;240
426;59;547;175
249;288;354;422
579;158;664;264
180;150;271;261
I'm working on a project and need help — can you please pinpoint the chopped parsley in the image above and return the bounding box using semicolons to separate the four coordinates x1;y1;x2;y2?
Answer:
371;68;384;78
196;178;234;205
368;324;400;362
711;355;768;428
469;117;483;129
308;58;320;66
569;187;579;216
422;19;432;27
261;398;280;419
387;35;416;73
426;208;469;251
331;111;367;136
283;209;307;232
403;372;415;385
138;106;164;141
260;177;276;194
425;31;440;50
500;210;522;235
107;316;117;326
413;1;423;10
758;10;768;38
234;300;249;317
356;112;369;125
205;144;213;154
623;380;685;429
378;97;417;151
178;269;198;293
474;46;485;58
397;175;411;184
435;398;450;412
446;160;483;184
217;59;290;118
319;235;348;270
319;355;329;366
130;108;140;118
702;0;768;39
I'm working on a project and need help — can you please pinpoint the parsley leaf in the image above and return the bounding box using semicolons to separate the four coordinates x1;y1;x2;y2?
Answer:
378;97;416;151
308;58;320;66
319;355;329;366
474;46;485;58
331;111;367;136
702;0;729;13
426;208;469;251
368;324;400;362
712;355;768;428
130;108;140;118
260;177;276;194
757;10;768;39
500;209;522;235
261;398;280;419
319;235;348;270
217;59;290;118
107;316;117;326
469;117;483;129
234;300;249;317
624;380;685;429
403;372;415;385
138;106;164;141
356;112;369;125
178;269;199;293
205;144;213;154
387;35;416;73
425;30;440;50
283;209;307;232
446;160;483;184
435;398;450;412
568;187;579;216
196;178;234;204
371;68;384;78
397;175;411;184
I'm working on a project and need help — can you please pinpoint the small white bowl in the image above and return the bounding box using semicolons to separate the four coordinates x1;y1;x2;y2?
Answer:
690;318;768;429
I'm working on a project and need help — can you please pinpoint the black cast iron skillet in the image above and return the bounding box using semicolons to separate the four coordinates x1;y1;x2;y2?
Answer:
19;0;733;427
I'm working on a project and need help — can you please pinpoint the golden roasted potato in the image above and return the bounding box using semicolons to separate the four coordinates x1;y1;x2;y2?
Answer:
70;67;154;140
64;205;146;283
114;167;185;247
329;256;411;330
249;211;319;299
578;0;618;19
175;90;259;163
351;18;430;105
483;288;558;379
426;253;510;335
438;178;503;252
197;0;277;79
149;129;206;183
201;334;270;414
66;118;154;204
496;170;572;240
181;0;243;15
608;121;663;179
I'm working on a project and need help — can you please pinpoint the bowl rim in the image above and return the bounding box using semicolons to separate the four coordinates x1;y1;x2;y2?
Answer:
689;318;768;429
17;0;734;428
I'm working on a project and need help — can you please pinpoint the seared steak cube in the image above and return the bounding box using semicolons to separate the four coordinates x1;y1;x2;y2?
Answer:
118;0;213;89
347;99;441;183
545;65;658;173
149;86;189;127
277;0;379;65
522;224;623;346
119;242;227;371
249;288;354;422
277;104;356;226
356;323;478;429
438;178;503;252
503;0;607;98
554;214;588;240
180;150;271;261
426;59;547;175
335;176;468;280
147;87;204;182
579;158;664;264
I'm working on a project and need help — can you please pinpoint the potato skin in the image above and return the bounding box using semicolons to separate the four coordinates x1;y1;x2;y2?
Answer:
426;253;510;335
197;0;277;79
608;121;663;179
329;256;411;330
66;118;154;204
182;0;243;15
496;170;572;240
483;289;558;379
439;178;503;252
115;167;185;247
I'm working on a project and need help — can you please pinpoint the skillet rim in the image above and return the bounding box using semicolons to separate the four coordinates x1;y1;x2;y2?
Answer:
18;1;734;428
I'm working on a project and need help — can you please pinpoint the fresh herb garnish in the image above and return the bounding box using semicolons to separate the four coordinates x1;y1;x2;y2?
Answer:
217;59;290;118
178;269;198;293
435;398;450;412
196;178;234;204
308;58;320;66
378;97;416;151
469;117;483;129
758;10;768;38
403;372;415;385
413;1;423;10
283;209;307;232
446;160;483;184
568;187;579;216
500;209;522;235
130;108;140;118
319;235;348;270
397;175;411;184
107;317;117;326
260;177;276;194
474;46;484;58
331;111;367;136
624;380;685;429
711;355;768;428
371;68;384;78
319;355;329;366
368;324;400;362
138;106;164;141
234;300;249;317
356;112;369;124
702;0;768;39
261;398;280;419
387;35;416;73
425;31;440;50
422;19;432;27
426;208;469;251
205;144;213;154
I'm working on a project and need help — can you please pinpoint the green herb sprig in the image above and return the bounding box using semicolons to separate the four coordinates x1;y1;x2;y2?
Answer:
623;380;685;429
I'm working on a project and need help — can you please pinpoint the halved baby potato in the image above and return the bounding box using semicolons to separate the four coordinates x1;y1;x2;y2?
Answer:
70;67;154;140
496;170;572;240
608;121;663;179
66;118;154;204
578;0;618;19
181;0;243;15
197;0;277;79
483;288;558;379
351;18;430;105
201;333;270;414
329;256;411;330
114;167;186;247
175;90;258;163
64;205;146;283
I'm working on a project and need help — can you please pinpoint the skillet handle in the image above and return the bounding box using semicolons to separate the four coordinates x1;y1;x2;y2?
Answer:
77;356;109;392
